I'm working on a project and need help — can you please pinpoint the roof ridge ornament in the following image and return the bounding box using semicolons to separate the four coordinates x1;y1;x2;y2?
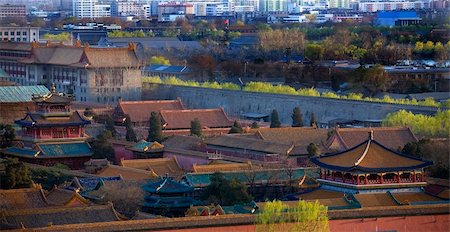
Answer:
369;130;374;140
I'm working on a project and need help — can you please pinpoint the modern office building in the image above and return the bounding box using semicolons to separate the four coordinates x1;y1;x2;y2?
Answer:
0;27;39;42
72;0;111;18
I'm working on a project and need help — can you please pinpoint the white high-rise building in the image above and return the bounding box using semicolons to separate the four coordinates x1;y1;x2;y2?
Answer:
73;0;111;18
259;0;289;12
329;0;350;8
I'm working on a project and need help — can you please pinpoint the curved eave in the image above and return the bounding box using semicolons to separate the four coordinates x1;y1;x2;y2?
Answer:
310;158;433;172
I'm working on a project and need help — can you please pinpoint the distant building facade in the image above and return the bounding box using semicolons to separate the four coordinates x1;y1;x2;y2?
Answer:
72;0;111;18
0;4;26;18
0;27;40;42
358;0;426;12
0;41;142;104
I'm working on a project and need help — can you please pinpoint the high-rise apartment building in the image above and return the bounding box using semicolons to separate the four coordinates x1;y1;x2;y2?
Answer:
259;0;288;12
329;0;351;8
72;0;111;18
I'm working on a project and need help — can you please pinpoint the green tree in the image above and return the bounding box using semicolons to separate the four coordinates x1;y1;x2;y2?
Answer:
307;143;320;157
147;112;164;142
251;121;260;129
0;124;15;148
310;113;317;127
401;139;430;158
256;200;329;232
292;107;304;127
105;115;117;137
149;56;171;65
229;121;243;134
305;43;324;62
270;110;281;128
91;131;116;163
190;118;202;137
31;168;73;190
0;158;32;189
202;172;253;206
83;107;95;118
125;115;137;142
43;32;70;43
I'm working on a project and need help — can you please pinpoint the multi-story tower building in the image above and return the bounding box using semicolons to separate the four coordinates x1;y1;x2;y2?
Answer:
1;85;92;169
259;0;288;12
72;0;111;18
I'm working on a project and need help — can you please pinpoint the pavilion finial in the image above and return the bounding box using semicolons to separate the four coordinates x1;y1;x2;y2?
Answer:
368;130;374;140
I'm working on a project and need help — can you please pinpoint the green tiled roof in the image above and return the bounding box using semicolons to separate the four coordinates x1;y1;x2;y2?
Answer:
143;177;193;194
37;142;92;157
130;140;152;152
3;147;39;157
184;168;318;188
0;85;50;103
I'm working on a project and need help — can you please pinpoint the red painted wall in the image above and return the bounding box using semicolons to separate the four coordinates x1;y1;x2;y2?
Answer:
153;214;450;232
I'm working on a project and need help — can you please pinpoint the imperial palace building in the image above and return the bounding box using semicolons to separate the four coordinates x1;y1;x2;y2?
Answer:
0;41;142;104
311;131;433;194
1;85;92;169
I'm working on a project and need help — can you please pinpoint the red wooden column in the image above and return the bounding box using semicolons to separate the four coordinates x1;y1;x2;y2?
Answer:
380;173;384;184
356;175;360;185
412;171;416;182
397;172;401;183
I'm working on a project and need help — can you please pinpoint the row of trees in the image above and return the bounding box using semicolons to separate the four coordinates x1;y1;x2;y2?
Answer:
382;110;450;138
108;30;155;38
145;76;447;106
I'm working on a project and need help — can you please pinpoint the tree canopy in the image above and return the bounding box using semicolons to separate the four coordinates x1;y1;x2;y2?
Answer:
229;120;243;134
292;107;304;127
256;200;329;232
125;115;137;142
190;118;203;137
270;110;281;128
0;124;15;148
202;172;253;206
148;112;164;142
91;131;116;163
310;113;317;127
0;158;32;189
383;110;450;138
149;56;171;66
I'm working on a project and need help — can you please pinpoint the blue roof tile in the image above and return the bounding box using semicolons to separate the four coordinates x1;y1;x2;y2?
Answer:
37;142;92;157
0;85;50;103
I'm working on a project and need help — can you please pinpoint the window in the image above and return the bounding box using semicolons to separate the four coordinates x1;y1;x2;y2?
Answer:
16;31;20;36
4;32;8;36
10;31;14;36
23;31;27;35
